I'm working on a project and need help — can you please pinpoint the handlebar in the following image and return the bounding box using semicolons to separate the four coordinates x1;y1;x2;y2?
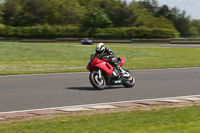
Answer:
102;54;115;59
103;55;110;59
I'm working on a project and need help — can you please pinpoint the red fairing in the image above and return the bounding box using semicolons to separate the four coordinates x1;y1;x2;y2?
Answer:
87;57;104;72
87;57;114;76
96;62;113;76
87;65;92;72
119;57;125;66
91;57;104;66
87;56;126;77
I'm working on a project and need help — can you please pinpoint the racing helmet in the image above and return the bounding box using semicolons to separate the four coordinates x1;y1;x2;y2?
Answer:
96;43;105;55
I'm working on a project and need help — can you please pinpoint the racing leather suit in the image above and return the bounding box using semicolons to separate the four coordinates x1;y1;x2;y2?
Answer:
96;47;120;69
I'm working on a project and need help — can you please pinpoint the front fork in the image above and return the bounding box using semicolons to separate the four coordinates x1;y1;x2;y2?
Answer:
98;69;102;80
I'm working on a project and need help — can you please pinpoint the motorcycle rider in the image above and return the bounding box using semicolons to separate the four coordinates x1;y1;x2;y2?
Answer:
95;43;122;74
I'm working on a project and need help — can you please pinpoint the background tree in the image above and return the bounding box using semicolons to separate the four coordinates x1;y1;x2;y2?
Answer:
77;0;93;7
104;0;137;27
2;0;24;26
137;0;191;37
138;0;159;17
2;0;86;26
0;0;193;38
21;0;45;26
188;19;200;37
188;26;199;37
130;2;175;29
167;7;190;37
82;8;112;29
43;0;86;26
81;0;137;27
0;3;3;25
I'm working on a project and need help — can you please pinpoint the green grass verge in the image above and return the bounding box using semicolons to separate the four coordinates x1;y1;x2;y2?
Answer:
1;105;200;133
0;42;200;75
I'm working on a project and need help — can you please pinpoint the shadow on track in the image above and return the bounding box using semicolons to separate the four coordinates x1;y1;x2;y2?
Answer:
66;86;123;91
66;87;96;91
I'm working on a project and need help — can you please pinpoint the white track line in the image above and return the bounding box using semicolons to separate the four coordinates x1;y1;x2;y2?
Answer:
0;72;89;78
0;68;200;114
1;94;200;115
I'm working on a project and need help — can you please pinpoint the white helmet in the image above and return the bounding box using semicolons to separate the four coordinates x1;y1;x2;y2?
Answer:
96;43;105;55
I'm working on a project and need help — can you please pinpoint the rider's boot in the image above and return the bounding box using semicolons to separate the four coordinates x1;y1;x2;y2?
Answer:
116;65;131;78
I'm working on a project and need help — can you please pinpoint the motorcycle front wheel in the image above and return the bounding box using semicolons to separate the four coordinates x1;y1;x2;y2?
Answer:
89;70;106;90
122;69;136;88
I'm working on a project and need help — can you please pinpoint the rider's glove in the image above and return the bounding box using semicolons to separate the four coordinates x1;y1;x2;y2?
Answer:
104;55;110;59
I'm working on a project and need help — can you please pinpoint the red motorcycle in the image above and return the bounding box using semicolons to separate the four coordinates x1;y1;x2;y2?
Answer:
87;54;135;90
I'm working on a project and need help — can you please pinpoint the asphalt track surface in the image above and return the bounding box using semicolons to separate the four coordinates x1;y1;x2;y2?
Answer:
0;67;200;112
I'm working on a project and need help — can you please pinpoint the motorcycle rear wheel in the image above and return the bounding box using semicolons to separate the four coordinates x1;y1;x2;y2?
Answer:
122;69;135;88
89;71;106;90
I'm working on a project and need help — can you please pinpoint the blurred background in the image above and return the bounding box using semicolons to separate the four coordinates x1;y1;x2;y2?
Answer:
0;0;199;39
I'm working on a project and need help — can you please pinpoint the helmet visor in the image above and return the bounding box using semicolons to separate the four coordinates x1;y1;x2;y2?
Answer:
96;50;103;54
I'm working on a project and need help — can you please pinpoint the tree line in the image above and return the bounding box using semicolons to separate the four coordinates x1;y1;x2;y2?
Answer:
0;0;199;38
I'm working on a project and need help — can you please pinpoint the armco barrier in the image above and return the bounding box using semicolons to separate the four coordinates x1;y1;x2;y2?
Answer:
0;38;19;42
132;39;170;44
94;39;132;43
0;37;200;44
171;38;200;44
20;39;56;42
56;38;81;42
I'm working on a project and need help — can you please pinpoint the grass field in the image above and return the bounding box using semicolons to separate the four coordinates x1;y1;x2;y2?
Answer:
1;42;200;132
0;105;200;133
0;42;200;75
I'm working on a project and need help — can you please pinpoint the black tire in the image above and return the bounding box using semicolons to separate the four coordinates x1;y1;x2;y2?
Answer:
122;69;135;88
89;70;106;90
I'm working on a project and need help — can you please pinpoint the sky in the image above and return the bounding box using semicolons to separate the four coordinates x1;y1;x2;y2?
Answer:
126;0;200;20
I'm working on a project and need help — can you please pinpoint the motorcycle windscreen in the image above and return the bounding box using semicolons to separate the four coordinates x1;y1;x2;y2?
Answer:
90;54;95;60
118;57;125;66
90;57;104;66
